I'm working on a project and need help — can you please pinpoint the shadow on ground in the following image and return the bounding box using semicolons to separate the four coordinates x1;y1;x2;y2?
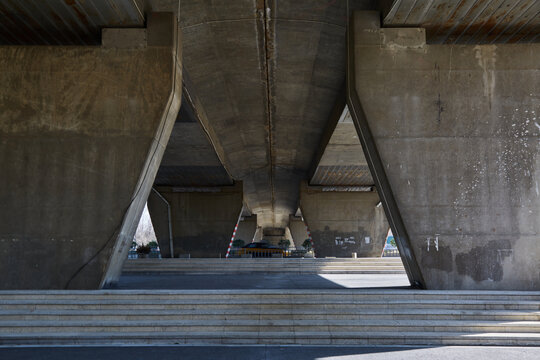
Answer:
115;273;411;290
1;345;539;360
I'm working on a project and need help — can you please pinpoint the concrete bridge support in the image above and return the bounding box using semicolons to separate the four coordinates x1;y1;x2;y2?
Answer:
289;215;309;250
148;182;243;258
300;182;388;258
0;13;182;289
235;215;257;246
352;12;540;290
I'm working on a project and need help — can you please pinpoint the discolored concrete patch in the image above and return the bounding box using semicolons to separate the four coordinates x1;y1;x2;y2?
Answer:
455;239;513;283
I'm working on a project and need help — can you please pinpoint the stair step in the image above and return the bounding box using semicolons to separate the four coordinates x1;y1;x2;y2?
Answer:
0;331;539;346
1;309;537;321
122;258;407;274
2;319;539;334
1;289;538;346
2;289;539;301
1;301;539;312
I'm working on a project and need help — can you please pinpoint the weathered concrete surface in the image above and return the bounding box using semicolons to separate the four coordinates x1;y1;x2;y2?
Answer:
235;215;257;245
0;13;182;289
354;12;540;290
300;183;389;257
148;183;243;258
383;0;540;45
289;215;309;249
176;1;378;232
101;13;183;288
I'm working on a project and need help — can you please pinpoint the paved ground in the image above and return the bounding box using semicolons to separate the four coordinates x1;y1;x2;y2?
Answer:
1;345;539;360
116;273;411;289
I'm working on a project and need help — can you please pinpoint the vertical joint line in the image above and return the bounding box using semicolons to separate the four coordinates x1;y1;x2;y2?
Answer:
261;0;276;226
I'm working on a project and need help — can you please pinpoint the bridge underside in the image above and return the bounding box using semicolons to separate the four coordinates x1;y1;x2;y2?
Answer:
0;0;538;290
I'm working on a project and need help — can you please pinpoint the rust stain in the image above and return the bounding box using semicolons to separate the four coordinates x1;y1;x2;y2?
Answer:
483;4;521;43
64;0;89;26
443;0;486;42
446;0;473;26
389;0;538;44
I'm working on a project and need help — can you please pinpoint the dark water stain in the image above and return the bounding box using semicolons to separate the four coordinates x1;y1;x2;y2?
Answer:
421;245;453;272
455;239;512;282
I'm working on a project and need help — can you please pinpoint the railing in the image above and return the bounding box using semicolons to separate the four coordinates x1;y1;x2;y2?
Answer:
128;249;161;259
382;248;400;257
227;249;314;258
228;249;285;258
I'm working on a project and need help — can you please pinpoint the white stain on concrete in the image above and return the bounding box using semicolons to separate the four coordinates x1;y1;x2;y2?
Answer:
474;45;497;109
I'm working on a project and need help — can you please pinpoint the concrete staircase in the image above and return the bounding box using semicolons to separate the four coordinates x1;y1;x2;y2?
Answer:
122;258;406;274
1;289;539;346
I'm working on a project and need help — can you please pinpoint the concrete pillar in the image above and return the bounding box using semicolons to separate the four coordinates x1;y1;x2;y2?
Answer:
235;215;257;245
262;228;286;246
253;226;263;243
353;12;540;289
0;13;182;289
148;182;243;258
299;182;389;258
284;227;295;250
289;215;309;249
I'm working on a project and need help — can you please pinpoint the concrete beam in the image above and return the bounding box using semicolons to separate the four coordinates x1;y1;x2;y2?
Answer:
178;1;357;231
148;182;243;258
353;11;540;290
0;13;182;289
300;182;389;258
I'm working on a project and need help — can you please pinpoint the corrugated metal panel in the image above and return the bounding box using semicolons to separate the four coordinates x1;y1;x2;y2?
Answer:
384;0;540;44
0;0;144;45
310;165;374;186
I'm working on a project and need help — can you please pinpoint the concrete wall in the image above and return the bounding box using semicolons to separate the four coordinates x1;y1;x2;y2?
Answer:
0;14;182;289
354;12;540;290
300;183;388;258
149;183;243;258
